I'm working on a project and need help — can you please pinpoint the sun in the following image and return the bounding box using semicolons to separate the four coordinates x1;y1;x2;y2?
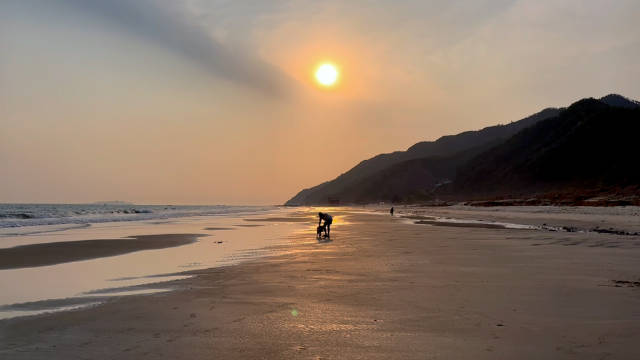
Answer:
315;63;339;87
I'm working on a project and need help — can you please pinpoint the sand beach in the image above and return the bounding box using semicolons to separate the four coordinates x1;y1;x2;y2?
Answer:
1;207;640;359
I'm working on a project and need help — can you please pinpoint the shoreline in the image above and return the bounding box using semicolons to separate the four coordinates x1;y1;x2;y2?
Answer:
2;208;640;359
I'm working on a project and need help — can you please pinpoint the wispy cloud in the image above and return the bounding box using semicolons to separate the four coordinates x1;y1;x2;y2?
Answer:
58;0;294;97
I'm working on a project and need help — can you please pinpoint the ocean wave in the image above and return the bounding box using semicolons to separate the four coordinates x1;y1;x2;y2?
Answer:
0;204;275;230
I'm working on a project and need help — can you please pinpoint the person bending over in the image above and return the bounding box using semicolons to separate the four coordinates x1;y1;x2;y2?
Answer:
318;212;333;238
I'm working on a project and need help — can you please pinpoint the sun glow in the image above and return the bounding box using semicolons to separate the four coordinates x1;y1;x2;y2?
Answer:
315;63;339;87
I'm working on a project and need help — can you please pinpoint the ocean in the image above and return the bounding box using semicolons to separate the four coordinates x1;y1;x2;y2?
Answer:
0;203;275;230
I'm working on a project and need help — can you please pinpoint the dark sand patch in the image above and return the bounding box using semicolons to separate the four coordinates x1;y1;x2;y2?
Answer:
611;280;640;288
414;219;508;229
244;217;311;223
0;234;203;270
203;227;235;231
591;227;640;236
402;215;438;221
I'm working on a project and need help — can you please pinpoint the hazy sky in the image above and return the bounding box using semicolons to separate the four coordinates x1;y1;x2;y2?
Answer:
1;0;639;204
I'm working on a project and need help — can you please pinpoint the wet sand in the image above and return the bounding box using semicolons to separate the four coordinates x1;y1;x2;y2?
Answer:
1;209;640;359
0;234;203;270
404;205;640;234
414;219;511;229
243;217;314;222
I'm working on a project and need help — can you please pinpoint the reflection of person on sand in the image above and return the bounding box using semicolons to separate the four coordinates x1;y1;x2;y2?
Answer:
390;207;394;216
318;212;333;238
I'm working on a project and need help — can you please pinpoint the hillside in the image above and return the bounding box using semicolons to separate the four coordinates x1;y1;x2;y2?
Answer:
285;94;640;205
600;93;640;108
449;98;640;199
285;107;561;205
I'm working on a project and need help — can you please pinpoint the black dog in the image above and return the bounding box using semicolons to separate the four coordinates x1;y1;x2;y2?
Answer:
317;224;326;239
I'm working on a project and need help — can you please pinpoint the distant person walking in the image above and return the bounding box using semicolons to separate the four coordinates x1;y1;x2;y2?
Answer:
318;212;333;238
390;207;394;216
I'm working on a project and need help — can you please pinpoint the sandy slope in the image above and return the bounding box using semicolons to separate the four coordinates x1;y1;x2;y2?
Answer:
1;209;640;359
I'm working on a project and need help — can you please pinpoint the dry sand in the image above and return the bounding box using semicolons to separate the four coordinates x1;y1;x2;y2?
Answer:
1;208;640;359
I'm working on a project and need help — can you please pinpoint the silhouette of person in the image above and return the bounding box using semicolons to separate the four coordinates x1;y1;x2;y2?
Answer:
318;212;333;238
390;207;394;216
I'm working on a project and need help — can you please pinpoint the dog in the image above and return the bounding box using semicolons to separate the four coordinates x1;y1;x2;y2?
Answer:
317;224;326;239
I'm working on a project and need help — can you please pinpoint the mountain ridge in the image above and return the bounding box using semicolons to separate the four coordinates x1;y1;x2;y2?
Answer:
447;97;640;199
285;94;639;205
286;107;562;205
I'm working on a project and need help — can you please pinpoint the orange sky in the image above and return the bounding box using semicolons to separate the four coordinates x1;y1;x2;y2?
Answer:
1;0;639;204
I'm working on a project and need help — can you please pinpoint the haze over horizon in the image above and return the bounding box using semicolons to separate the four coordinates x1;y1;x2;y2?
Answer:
2;0;639;205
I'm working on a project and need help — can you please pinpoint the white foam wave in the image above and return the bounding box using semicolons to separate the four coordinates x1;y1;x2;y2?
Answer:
0;204;276;231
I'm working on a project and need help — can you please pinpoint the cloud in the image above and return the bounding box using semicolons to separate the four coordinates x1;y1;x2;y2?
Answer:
57;0;295;97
